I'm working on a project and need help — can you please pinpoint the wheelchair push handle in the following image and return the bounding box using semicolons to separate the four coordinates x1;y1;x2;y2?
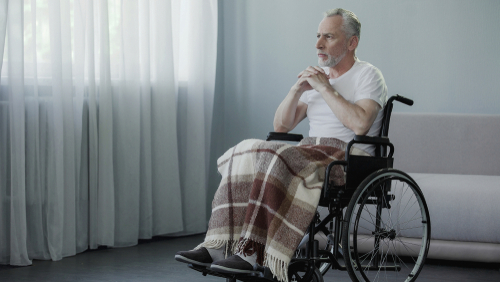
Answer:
394;94;414;106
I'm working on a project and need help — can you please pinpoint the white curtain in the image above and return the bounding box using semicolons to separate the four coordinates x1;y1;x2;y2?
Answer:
0;0;217;265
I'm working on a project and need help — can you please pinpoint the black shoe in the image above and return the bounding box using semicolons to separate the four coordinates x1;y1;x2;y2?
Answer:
175;247;213;267
210;255;259;274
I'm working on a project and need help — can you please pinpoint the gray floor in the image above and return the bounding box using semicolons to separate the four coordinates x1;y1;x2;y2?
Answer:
0;234;499;282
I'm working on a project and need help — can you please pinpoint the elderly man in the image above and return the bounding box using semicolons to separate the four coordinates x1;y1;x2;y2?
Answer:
175;8;387;282
274;9;386;156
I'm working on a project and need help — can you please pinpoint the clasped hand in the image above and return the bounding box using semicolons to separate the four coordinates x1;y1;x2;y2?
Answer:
295;66;332;93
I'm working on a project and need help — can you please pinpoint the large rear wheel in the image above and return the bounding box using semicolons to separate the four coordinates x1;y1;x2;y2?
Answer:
342;169;431;282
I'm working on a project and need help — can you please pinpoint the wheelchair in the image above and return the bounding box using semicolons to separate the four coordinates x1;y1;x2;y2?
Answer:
188;95;431;282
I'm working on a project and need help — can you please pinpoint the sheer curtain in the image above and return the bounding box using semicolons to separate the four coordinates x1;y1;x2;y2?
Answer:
0;0;217;266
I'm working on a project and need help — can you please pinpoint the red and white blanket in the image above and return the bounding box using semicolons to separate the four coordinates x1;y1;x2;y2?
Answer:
197;137;369;282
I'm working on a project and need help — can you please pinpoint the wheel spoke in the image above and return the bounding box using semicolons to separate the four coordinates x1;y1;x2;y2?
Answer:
388;241;401;280
358;245;379;262
396;238;420;264
396;238;423;248
398;225;423;232
358;214;378;229
397;198;418;224
398;210;422;233
377;240;391;281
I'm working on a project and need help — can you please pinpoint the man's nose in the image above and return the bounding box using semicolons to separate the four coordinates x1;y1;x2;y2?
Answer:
315;38;323;49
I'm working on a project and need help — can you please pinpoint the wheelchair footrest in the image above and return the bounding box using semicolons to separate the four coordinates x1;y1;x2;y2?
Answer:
188;264;231;279
187;263;279;282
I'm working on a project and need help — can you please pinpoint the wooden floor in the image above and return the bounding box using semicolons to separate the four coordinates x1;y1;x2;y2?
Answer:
0;234;499;282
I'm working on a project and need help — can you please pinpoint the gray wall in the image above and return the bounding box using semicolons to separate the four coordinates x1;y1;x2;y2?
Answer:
207;0;500;212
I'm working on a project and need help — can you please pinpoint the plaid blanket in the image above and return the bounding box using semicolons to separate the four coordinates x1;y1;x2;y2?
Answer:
197;137;369;282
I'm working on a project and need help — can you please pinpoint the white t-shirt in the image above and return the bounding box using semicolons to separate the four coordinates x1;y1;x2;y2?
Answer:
299;59;388;155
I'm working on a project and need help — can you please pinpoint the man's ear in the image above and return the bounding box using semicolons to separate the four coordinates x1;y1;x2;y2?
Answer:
348;36;359;51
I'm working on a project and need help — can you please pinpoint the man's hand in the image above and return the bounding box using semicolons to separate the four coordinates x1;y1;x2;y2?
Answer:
292;66;323;93
292;75;313;93
297;66;332;93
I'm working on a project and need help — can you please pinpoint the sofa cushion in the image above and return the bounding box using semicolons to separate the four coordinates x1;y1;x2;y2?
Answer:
390;113;500;176
409;173;500;244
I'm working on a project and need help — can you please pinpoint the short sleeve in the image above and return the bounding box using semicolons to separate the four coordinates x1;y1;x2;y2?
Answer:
354;66;388;108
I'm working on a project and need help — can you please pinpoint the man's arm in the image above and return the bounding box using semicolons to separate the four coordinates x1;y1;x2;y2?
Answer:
273;98;307;132
303;67;381;135
273;74;311;132
319;88;380;135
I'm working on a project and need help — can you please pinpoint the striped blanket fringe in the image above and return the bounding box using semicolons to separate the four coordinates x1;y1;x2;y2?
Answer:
235;238;265;265
198;138;369;282
264;252;289;282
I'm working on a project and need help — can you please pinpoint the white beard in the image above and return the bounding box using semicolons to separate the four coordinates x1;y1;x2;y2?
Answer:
318;48;347;68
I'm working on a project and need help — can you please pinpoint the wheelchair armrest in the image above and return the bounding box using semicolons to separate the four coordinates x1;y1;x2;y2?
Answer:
322;160;348;200
346;135;394;159
353;135;391;145
266;132;304;142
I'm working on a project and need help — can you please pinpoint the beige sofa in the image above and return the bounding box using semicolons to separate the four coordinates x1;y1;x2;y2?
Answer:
390;113;500;263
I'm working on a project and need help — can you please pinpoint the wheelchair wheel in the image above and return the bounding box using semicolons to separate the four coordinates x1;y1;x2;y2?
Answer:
294;238;334;277
318;244;333;275
342;169;431;282
317;235;343;276
288;261;324;282
294;213;340;276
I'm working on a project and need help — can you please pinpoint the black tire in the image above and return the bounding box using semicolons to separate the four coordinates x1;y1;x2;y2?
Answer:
342;169;431;282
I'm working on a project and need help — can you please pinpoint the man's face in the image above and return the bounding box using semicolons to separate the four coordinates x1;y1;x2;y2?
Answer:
316;16;348;68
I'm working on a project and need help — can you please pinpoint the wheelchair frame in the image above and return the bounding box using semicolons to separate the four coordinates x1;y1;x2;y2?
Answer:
187;95;431;282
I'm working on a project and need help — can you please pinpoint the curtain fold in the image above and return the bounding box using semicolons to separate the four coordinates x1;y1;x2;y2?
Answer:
0;0;218;266
6;0;30;266
173;0;218;235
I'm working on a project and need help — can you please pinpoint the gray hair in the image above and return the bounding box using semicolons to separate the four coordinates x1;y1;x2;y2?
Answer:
324;8;361;40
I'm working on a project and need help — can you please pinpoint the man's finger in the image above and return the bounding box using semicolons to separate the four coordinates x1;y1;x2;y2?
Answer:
299;69;314;77
306;66;320;74
298;79;308;86
302;70;314;77
313;66;325;73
